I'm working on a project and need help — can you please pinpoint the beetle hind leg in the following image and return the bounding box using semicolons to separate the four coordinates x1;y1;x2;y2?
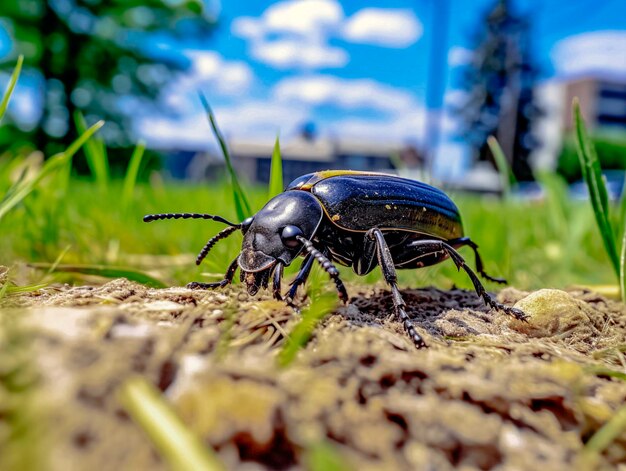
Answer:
450;237;507;284
410;240;528;322
367;228;427;349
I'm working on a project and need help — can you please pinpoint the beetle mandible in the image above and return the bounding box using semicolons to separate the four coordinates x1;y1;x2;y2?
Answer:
144;170;527;348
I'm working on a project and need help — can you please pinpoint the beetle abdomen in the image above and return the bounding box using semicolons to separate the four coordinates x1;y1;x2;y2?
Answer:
307;174;463;239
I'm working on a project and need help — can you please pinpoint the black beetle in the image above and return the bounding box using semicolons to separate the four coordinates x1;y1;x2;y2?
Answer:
144;170;526;348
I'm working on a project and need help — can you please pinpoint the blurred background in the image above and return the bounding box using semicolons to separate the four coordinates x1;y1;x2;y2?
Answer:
0;0;625;292
1;0;625;190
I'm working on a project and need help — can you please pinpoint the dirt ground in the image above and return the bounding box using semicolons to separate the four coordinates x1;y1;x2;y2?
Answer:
3;278;626;470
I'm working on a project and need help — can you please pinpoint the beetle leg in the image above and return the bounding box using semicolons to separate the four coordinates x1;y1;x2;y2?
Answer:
448;237;506;284
195;226;240;266
409;240;528;322
285;254;315;306
365;227;427;348
353;233;378;276
272;262;284;301
296;236;349;303
187;257;239;290
366;228;427;349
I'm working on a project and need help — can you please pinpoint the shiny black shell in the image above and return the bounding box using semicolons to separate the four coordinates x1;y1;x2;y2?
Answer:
286;170;463;240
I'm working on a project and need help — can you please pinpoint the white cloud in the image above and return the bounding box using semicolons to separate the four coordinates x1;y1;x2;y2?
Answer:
179;50;253;95
341;8;422;48
448;46;473;67
139;101;312;149
232;2;424;69
552;31;626;78
251;40;348;69
231;16;265;40
262;0;343;36
232;0;346;69
329;108;425;143
273;75;416;112
231;0;343;40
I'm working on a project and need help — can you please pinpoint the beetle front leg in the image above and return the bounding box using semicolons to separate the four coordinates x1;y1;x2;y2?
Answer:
366;228;427;349
285;254;315;306
296;237;349;303
272;262;284;301
409;240;528;321
187;257;239;290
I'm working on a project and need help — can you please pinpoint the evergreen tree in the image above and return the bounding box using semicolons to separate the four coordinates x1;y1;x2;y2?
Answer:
0;0;215;156
457;0;542;181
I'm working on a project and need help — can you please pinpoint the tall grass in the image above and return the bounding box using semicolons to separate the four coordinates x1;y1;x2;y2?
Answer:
572;98;625;301
0;55;23;121
267;136;283;199
122;140;146;213
74;111;110;193
487;135;516;198
198;93;251;221
0;121;104;221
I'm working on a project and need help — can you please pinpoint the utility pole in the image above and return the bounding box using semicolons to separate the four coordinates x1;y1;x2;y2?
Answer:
424;0;451;176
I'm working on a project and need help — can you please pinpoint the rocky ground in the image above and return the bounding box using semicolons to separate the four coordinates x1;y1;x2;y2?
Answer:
2;279;626;470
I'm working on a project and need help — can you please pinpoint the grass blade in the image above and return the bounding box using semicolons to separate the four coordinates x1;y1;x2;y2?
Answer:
0;155;68;220
619;228;626;303
0;120;104;220
74;111;110;193
0;55;23;121
198;93;251;220
573;98;620;276
305;441;351;471
61;119;105;160
268;136;283;199
487;136;516;198
119;377;225;471
0;280;9;300
581;402;626;467
122;140;146;212
278;292;338;367
28;263;167;288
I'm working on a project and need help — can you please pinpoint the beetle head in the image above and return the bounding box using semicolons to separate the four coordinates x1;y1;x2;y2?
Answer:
238;191;323;295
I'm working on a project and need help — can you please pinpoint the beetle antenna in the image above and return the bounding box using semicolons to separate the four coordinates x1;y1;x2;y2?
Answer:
296;236;348;303
143;213;241;228
195;226;239;266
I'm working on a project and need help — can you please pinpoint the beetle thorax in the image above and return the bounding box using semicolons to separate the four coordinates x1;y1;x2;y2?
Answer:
238;191;323;271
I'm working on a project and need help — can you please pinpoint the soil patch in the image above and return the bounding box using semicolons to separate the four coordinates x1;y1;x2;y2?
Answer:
3;279;626;470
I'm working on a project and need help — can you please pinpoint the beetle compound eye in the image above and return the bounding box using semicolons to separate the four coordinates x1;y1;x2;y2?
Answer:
241;217;254;233
281;225;303;248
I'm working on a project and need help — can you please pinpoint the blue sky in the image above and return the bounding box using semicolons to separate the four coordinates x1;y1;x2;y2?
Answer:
136;0;626;153
3;0;626;167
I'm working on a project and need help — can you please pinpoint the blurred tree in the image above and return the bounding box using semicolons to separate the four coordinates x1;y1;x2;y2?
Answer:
0;0;215;157
456;0;542;181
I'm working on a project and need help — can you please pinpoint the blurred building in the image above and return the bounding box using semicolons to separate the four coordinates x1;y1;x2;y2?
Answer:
531;76;626;171
229;136;400;184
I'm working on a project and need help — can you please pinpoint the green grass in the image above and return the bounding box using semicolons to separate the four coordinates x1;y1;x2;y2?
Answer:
199;93;251;221
119;377;225;471
74;111;110;193
0;174;617;292
572;98;626;301
268;136;284;199
0;55;23;122
487;135;516;198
